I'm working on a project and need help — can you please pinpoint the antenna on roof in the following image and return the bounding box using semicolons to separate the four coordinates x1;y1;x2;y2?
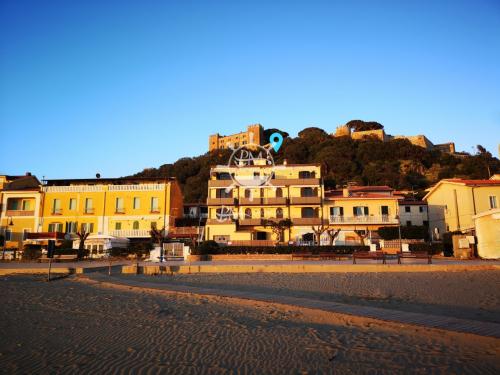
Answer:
96;173;101;179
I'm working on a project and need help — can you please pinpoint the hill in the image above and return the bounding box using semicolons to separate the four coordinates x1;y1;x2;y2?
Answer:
131;125;500;203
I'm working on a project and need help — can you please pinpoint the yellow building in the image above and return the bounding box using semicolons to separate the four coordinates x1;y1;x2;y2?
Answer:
209;124;264;151
205;161;325;244
424;178;500;239
473;209;500;259
40;177;184;240
324;186;400;244
0;174;42;250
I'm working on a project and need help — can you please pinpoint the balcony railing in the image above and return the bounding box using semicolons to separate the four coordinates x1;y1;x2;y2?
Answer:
115;208;125;214
292;217;324;225
207;197;235;205
239;197;262;205
271;178;320;186
51;209;62;215
329;215;399;224
84;208;95;214
290;196;321;205
262;197;288;205
238;218;263;226
6;210;35;217
208;180;233;188
206;218;233;225
110;229;150;238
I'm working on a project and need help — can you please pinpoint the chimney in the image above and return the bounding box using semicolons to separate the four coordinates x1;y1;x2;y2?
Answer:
25;172;32;176
342;187;350;197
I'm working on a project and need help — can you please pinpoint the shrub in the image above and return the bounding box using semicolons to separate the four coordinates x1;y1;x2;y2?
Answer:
22;245;42;260
378;225;429;241
191;244;368;255
409;243;444;255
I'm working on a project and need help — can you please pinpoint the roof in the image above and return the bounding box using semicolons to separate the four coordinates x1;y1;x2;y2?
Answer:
325;190;398;200
424;178;500;201
399;200;427;205
347;185;393;192
44;176;175;186
2;175;41;191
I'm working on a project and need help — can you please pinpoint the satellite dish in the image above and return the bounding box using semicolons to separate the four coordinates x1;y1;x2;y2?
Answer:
96;173;101;179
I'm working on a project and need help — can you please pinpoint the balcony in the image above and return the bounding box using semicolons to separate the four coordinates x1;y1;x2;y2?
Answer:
271;178;320;186
292;217;324;225
51;209;62;215
206;218;234;225
208;180;233;188
239;197;262;205
207;197;236;206
115;208;125;214
262;197;288;205
110;229;150;238
290;196;321;205
238;218;263;226
84;208;95;214
329;215;399;224
6;210;35;217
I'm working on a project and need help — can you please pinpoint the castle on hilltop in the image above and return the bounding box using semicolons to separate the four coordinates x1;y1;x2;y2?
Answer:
209;124;264;151
332;125;455;153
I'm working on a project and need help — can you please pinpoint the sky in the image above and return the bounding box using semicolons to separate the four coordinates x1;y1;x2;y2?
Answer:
1;0;499;179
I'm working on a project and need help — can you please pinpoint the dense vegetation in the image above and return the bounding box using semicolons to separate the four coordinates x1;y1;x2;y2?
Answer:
131;122;499;203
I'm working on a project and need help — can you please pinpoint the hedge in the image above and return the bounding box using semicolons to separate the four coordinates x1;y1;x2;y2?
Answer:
408;243;445;255
378;225;429;241
192;242;369;255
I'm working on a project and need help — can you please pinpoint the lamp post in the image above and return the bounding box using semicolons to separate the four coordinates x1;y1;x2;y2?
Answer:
2;217;14;260
396;214;402;252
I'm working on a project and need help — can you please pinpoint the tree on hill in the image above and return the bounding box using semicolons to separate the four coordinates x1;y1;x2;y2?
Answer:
263;128;289;144
346;120;384;132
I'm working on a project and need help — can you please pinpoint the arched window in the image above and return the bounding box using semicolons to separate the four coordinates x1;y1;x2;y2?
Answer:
276;208;283;218
244;208;252;219
244;189;251;198
260;208;265;218
276;188;283;198
133;221;139;230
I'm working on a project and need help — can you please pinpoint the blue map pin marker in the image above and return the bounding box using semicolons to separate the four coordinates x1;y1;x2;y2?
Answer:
270;132;283;152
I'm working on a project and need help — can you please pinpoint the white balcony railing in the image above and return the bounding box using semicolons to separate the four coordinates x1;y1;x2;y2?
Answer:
108;184;165;191
43;185;103;193
110;229;151;238
329;215;398;224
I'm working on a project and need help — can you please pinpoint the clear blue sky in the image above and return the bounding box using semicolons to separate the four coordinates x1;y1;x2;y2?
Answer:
1;0;499;179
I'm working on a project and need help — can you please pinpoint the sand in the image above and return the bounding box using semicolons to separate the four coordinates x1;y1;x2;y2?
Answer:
0;274;499;374
122;270;500;324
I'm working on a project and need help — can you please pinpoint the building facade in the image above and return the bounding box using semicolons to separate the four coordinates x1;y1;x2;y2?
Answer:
40;177;184;239
398;199;429;227
209;124;264;151
205;162;325;245
424;178;500;239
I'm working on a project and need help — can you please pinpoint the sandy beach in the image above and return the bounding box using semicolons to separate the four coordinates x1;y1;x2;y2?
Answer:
0;272;499;374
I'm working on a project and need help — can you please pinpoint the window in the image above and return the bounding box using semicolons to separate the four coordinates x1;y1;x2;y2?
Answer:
81;223;94;233
216;172;231;180
244;189;251;198
115;197;124;213
330;206;344;217
244;208;252;219
423;220;429;227
405;206;411;213
276;208;283;218
22;200;30;210
5;229;12;241
260;208;265;218
299;171;315;179
301;207;316;218
52;199;61;214
69;198;77;210
115;222;122;230
85;198;93;213
301;187;314;197
276;188;283;198
8;199;19;210
419;206;427;213
22;229;30;241
48;223;63;232
489;196;497;209
353;206;369;216
406;221;412;226
133;197;140;209
151;197;159;212
66;221;77;233
381;206;389;216
216;189;232;198
253;172;260;178
133;221;139;230
151;222;157;230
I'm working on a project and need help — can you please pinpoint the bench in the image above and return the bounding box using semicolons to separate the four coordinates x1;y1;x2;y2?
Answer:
319;252;352;261
353;251;386;264
397;251;432;264
291;252;315;260
39;254;78;262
